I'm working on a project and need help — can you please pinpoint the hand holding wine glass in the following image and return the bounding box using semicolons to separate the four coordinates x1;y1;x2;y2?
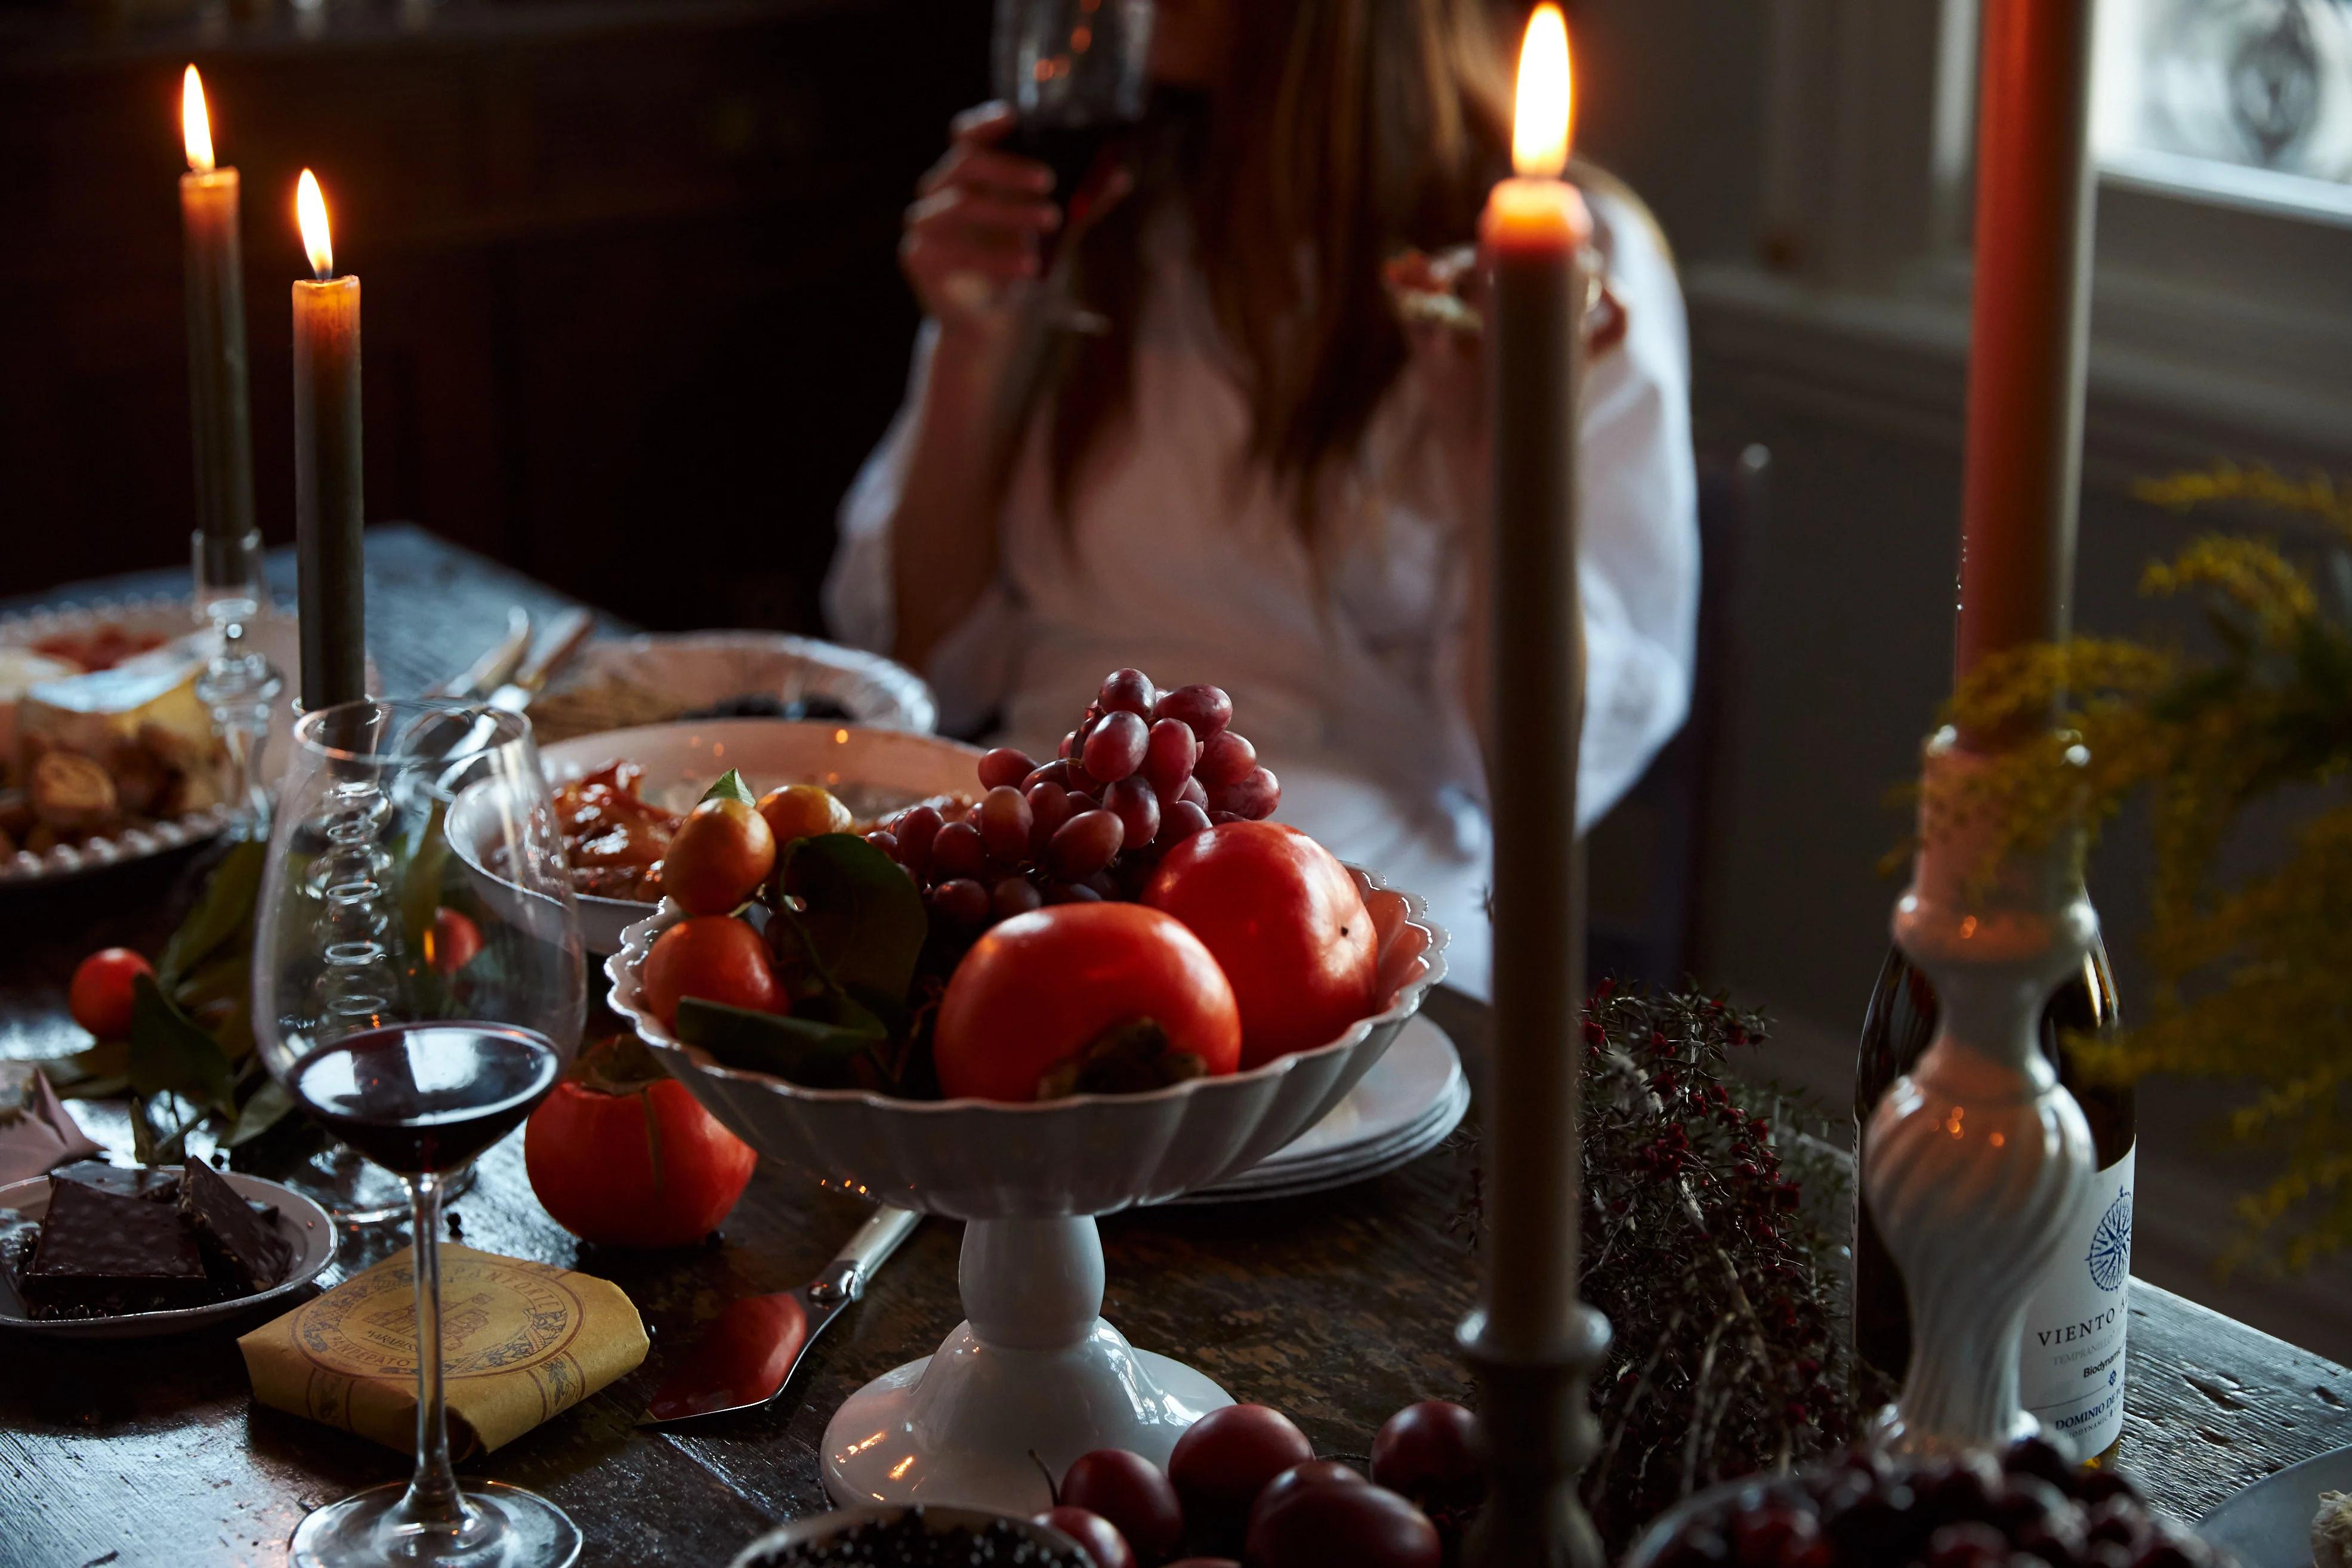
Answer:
252;699;585;1568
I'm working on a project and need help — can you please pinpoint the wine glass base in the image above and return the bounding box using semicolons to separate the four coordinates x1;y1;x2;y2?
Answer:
267;1141;478;1226
291;1480;581;1568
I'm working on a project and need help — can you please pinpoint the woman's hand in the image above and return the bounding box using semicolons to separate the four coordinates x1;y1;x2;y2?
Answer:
902;103;1061;335
1393;246;1489;457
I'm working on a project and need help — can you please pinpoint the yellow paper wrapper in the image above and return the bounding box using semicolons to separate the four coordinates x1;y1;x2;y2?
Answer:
239;1246;647;1458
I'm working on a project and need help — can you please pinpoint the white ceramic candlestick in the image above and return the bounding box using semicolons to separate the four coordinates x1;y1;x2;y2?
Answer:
1865;730;2097;1451
823;1215;1232;1511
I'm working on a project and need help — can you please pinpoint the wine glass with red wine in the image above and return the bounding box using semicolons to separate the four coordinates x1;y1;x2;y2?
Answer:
993;0;1155;330
252;699;586;1568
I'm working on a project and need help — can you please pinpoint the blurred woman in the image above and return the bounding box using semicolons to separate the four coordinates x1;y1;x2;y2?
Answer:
826;0;1697;996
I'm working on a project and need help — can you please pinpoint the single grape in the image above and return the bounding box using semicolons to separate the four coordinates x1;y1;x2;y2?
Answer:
978;746;1037;791
863;829;900;860
992;876;1044;921
1044;880;1103;904
927;877;989;927
893;808;940;860
1248;1461;1365;1536
1197;730;1256;787
1243;1477;1439;1568
1156;800;1213;846
1025;760;1077;791
1178;776;1210;809
894;804;943;874
931;820;986;879
1061;1450;1184;1563
1104;776;1161;851
1060;729;1081;761
1209;767;1280;821
1085;709;1150;783
1369;1402;1482;1514
1167;1403;1314;1548
1098;667;1157;716
978;785;1034;861
1140;718;1197;795
1079;869;1122;899
1923;1524;2011;1568
1027;780;1076;850
1153;683;1233;740
1731;1504;1822;1568
1048;810;1125;880
1036;1507;1137;1568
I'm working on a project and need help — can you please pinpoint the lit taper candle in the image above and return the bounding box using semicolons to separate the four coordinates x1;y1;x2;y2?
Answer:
292;169;366;711
1458;8;1608;1566
180;66;257;572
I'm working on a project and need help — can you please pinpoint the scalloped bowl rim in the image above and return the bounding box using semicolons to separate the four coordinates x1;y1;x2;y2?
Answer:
604;863;1449;1118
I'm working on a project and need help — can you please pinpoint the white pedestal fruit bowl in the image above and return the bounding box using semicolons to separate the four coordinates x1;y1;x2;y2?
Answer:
606;868;1446;1515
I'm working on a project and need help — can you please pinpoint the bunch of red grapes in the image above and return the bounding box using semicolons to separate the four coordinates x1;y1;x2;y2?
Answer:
1034;1399;1481;1568
868;669;1282;930
1643;1439;2224;1568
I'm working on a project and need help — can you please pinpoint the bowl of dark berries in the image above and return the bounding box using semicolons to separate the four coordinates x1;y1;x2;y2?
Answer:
726;1505;1091;1567
1624;1439;2236;1568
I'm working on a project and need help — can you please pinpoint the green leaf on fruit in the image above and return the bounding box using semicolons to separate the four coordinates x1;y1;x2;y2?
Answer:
158;841;264;989
699;769;757;807
223;1075;298;1148
48;1040;129;1095
674;998;882;1089
126;974;237;1116
775;833;927;1011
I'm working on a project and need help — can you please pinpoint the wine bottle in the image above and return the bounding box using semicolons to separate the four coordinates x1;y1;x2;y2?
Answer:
1853;936;2137;1465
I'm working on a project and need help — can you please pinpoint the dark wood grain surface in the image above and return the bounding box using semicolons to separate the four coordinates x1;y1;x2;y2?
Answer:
1;529;2347;1568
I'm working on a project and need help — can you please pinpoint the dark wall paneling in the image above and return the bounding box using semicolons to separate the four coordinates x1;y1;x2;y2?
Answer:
0;0;990;632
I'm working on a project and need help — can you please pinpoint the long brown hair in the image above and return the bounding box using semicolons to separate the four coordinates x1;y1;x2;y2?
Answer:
1030;0;1517;545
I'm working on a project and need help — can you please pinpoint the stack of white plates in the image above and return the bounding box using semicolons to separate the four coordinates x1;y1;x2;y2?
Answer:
1161;1015;1469;1206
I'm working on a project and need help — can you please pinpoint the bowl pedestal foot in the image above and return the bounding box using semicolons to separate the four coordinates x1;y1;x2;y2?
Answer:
821;1214;1233;1513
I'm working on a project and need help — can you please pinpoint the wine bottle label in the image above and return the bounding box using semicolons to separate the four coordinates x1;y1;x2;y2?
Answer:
2017;1143;2134;1455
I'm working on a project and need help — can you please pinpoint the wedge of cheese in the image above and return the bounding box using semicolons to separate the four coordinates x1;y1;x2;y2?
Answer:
18;635;214;766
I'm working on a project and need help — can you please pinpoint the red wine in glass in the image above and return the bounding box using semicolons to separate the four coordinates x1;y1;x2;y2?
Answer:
1009;121;1122;213
290;1023;562;1176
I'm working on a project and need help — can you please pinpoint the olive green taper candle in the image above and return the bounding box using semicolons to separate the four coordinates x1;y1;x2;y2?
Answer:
180;66;257;578
292;169;365;711
1459;9;1609;1567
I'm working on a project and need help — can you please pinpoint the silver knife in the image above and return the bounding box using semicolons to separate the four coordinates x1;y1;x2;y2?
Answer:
487;607;596;714
641;1205;921;1427
428;607;532;700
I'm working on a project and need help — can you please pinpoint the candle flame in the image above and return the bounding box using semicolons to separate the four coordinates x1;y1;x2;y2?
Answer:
296;169;334;279
1511;4;1573;178
181;66;214;174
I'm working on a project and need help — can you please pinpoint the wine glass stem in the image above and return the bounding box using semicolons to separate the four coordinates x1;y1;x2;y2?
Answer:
398;1172;468;1534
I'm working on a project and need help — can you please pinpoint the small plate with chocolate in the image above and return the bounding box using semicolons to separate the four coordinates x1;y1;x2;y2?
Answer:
0;1159;334;1338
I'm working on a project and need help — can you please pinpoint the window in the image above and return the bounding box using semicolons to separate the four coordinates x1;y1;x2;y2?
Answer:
2095;0;2352;220
1693;0;2352;478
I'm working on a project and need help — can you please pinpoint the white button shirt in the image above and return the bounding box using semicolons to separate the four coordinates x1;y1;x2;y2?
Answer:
826;189;1699;999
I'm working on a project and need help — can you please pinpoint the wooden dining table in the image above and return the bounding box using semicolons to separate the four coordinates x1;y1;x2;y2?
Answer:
2;526;2347;1568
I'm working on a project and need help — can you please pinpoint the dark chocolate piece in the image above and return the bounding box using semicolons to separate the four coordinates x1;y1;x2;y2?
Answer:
177;1158;291;1294
23;1178;216;1320
53;1160;182;1204
0;1208;38;1297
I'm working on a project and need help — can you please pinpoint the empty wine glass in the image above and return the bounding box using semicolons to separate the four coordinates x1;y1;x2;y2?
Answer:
993;0;1155;331
252;699;585;1568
